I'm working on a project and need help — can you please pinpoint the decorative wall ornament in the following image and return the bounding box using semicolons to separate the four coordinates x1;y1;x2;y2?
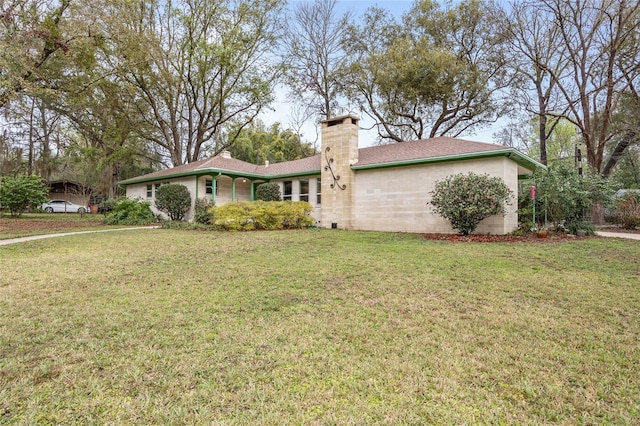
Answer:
324;147;346;190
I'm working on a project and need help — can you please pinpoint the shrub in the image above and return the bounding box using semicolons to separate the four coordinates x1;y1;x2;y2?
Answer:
0;175;49;217
533;162;615;232
211;201;313;231
616;192;640;229
103;198;156;225
194;198;214;224
255;182;282;201
429;172;513;235
155;184;191;221
98;198;116;214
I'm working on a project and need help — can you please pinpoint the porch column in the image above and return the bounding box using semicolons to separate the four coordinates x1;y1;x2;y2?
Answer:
231;177;236;201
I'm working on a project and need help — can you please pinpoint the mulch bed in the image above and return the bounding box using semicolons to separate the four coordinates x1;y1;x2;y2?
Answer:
423;231;592;243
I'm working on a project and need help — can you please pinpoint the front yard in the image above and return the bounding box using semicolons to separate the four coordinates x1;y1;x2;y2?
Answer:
1;229;639;424
0;213;108;240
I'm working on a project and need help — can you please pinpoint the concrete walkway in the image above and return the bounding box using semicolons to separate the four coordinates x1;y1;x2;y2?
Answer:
595;231;640;240
0;226;159;246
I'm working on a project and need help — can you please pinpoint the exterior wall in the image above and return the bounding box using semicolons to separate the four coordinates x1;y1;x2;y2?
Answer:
126;176;197;221
352;157;519;234
271;176;322;225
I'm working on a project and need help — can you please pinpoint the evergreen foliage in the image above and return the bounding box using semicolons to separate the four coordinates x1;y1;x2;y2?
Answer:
0;175;49;217
255;182;282;202
155;184;191;221
430;173;513;235
211;201;313;231
532;162;614;233
103;198;156;225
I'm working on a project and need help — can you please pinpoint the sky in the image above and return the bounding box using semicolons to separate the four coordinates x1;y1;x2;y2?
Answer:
263;0;502;148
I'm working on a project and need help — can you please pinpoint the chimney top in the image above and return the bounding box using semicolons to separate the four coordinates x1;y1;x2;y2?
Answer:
220;150;232;159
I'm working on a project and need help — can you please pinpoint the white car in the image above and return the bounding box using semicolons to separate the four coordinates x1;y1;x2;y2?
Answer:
41;199;90;213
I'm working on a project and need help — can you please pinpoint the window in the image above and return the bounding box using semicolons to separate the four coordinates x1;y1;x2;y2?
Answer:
283;181;292;201
154;183;162;194
205;179;213;195
146;184;152;198
316;178;321;205
299;179;309;202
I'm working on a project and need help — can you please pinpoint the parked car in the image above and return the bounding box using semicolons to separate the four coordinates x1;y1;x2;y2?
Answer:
41;199;90;213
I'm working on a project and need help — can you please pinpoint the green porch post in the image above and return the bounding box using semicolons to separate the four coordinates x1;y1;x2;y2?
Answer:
231;177;236;201
250;181;255;201
195;175;199;199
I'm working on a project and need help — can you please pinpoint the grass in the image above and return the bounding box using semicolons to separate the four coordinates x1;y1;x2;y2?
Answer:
1;229;639;424
0;213;118;240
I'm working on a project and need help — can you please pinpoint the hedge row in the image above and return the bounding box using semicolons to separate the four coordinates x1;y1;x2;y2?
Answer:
209;201;313;231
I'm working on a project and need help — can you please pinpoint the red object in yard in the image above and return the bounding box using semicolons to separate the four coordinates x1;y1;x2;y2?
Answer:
530;185;536;200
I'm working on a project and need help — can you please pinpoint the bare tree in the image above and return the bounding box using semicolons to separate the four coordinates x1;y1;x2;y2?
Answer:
497;0;568;165
283;0;352;121
110;0;284;166
539;0;640;175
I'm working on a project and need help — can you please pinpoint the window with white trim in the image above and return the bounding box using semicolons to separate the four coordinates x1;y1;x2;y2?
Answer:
146;184;152;198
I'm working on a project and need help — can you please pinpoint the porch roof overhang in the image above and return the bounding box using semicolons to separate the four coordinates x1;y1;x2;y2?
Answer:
118;167;322;187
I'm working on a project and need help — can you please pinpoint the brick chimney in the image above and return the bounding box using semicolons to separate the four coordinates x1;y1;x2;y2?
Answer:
320;114;359;229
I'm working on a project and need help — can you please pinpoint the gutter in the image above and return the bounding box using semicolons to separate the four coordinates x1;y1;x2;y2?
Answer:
351;148;545;173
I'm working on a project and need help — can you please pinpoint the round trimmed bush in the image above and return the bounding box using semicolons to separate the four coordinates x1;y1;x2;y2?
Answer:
255;182;282;202
430;172;513;235
155;184;191;221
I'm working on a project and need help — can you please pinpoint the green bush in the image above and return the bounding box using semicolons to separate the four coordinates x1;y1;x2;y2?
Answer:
103;198;156;225
533;162;614;233
616;192;640;229
211;201;313;231
98;198;117;214
155;184;191;221
429;172;513;235
0;175;49;217
194;198;214;224
255;182;282;201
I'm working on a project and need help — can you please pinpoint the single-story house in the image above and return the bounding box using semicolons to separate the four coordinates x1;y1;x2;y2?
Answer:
119;115;544;234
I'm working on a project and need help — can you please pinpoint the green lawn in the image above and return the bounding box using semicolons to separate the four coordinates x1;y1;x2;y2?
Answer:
1;229;639;424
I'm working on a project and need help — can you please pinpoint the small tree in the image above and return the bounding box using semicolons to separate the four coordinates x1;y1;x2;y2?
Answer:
533;162;614;232
430;173;513;235
255;182;282;201
155;184;191;221
0;175;49;217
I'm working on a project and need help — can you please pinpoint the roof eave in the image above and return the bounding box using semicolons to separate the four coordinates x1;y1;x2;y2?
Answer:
351;149;545;172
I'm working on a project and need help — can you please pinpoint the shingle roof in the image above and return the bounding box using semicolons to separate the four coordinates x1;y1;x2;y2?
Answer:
356;137;506;166
119;137;539;186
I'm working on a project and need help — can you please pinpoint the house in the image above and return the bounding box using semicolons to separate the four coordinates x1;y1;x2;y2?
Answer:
119;115;543;234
